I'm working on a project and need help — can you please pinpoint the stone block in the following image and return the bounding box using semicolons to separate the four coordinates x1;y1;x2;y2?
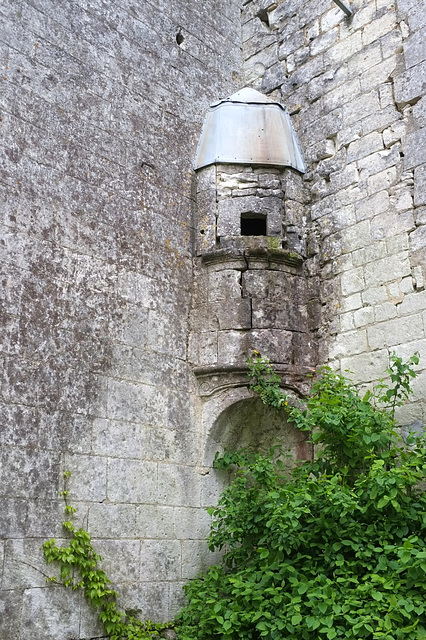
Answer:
362;105;401;137
396;290;426;316
196;166;216;192
251;299;308;332
386;234;409;255
107;459;158;504
367;167;397;196
95;539;140;583
63;453;107;502
25;499;66;539
416;207;426;226
341;268;366;299
357;143;401;175
390;186;413;213
116;582;170;623
211;298;252;330
181;539;222;580
370;210;414;241
173;506;211;540
342;90;380;129
217;330;248;365
347;41;382;79
88;503;137;539
347;131;383;162
324;31;363;65
410;225;426;253
285;199;306;226
107;379;167;426
188;331;218;366
218;173;258;191
147;310;187;360
143;424;198;465
328;330;368;359
404;29;426;69
392;338;426;364
374;302;399;322
353;306;374;327
321;6;343;31
20;587;82;640
403;128;426;170
92;418;144;459
140;539;182;581
367;314;424;349
209;270;242;301
2;539;48;589
249;328;294;363
364;253;411;287
0;448;60;501
394;59;426;105
157;463;202;507
0;498;28;538
413;96;426;126
136;505;175;539
340;311;355;332
310;28;339;56
169;581;188;618
412;265;425;291
414;165;426;206
362;12;397;46
364;241;388;265
341;220;372;251
339;350;390;384
0;589;21;640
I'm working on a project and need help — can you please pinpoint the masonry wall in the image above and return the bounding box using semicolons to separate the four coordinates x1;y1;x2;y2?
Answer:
0;1;241;637
242;0;426;425
1;0;426;637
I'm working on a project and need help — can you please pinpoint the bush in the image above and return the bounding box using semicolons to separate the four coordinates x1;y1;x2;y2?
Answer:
175;353;426;640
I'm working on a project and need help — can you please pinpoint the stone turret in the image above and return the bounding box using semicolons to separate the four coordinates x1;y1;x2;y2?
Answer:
189;88;319;398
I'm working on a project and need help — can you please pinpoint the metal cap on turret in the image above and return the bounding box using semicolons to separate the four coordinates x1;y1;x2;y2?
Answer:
194;87;306;173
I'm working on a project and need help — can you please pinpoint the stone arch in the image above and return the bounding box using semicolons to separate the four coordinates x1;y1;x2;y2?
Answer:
201;386;311;468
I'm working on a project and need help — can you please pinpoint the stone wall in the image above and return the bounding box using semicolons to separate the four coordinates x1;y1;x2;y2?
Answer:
242;0;426;425
1;0;426;637
0;0;241;637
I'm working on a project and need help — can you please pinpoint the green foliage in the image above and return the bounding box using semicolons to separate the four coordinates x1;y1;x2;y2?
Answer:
175;352;426;640
43;472;169;640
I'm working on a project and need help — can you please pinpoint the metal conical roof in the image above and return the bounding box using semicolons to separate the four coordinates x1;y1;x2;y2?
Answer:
194;88;306;173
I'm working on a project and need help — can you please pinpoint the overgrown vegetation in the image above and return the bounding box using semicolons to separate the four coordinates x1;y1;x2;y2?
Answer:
175;351;426;640
44;351;425;640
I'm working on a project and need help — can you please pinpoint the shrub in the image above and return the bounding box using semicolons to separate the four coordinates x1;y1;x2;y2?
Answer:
175;353;426;640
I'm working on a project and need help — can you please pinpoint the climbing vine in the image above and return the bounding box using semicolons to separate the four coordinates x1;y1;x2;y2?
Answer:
43;472;169;640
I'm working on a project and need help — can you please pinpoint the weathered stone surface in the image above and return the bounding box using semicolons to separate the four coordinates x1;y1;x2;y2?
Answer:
0;590;22;640
1;0;426;636
20;588;82;640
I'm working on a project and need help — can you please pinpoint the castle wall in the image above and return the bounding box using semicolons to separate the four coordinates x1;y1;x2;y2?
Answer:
1;0;426;637
242;0;426;425
0;1;241;637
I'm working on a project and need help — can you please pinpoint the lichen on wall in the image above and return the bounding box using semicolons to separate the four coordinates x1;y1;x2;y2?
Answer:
241;0;426;426
0;0;242;636
1;0;426;637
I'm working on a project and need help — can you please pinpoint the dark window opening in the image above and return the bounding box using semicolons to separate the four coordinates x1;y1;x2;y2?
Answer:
241;213;267;236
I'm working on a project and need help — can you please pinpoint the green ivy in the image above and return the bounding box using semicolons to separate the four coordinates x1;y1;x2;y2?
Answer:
43;473;169;640
175;351;426;640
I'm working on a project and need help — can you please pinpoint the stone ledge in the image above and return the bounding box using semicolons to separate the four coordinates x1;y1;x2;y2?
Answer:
201;247;304;269
193;363;314;397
